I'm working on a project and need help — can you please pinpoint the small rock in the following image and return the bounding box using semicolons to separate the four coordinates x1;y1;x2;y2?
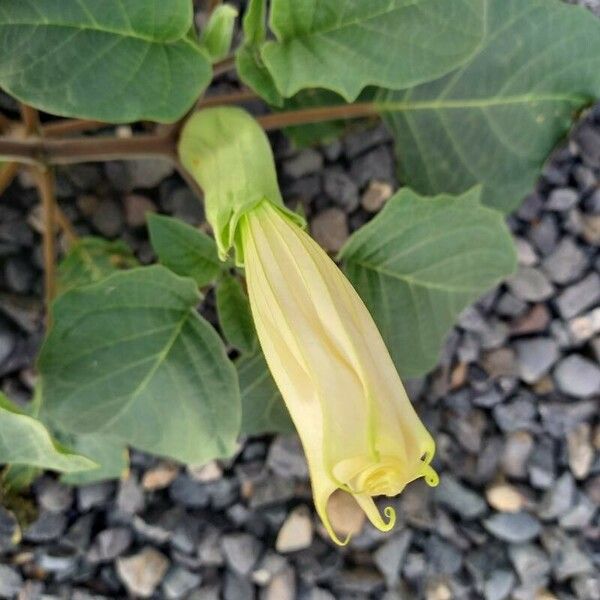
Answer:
162;567;202;600
546;188;578;211
4;257;35;294
573;122;600;168
36;479;73;513
221;533;262;576
559;493;597;529
169;186;205;224
555;273;600;319
116;547;169;598
515;238;538;266
323;168;359;212
483;512;541;543
484;570;515;600
350;146;394;187
223;571;254;600
493;396;536;432
530;214;559;255
87;527;132;563
275;505;313;553
343;125;391;158
77;482;114;511
188;461;223;482
283;149;323;179
567;423;594;479
508;543;550;587
513;338;558;384
24;511;66;542
124;194;156;228
127;158;174;189
501;432;535;479
541;238;588;284
310;208;349;252
326;489;365;539
267;435;309;479
434;475;487;519
142;462;179;490
582;213;600;244
507;267;554;302
0;507;20;552
263;566;295;600
373;531;412;587
91;199;124;237
116;475;145;514
567;308;600;344
485;482;525;513
361;180;393;212
550;536;594;582
554;354;600;398
252;552;287;586
482;348;517;379
537;472;576;520
169;475;210;508
0;564;22;598
426;536;462;575
528;438;556;489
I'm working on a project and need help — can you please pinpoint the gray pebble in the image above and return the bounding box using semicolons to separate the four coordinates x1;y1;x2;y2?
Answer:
221;533;263;576
169;475;210;508
350;146;394;188
116;475;145;515
323;168;359;212
426;536;463;575
223;571;255;600
434;475;487;519
529;215;558;255
169;186;205;225
24;511;66;543
507;267;554;302
559;493;597;529
0;564;22;598
484;570;515;600
36;479;73;513
483;512;541;543
514;238;538;266
554;354;600;398
514;337;559;384
4;257;35;294
77;482;114;511
555;273;600;319
87;528;132;563
537;472;576;520
127;159;174;189
0;507;20;553
373;531;412;587
91;199;124;238
493;396;537;433
343;125;391;159
162;567;202;600
267;435;309;479
283;149;323;179
546;187;579;211
573;122;600;168
541;238;588;284
508;543;550;587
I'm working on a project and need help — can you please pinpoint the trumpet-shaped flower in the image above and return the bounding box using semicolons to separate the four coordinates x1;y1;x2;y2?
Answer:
239;199;438;545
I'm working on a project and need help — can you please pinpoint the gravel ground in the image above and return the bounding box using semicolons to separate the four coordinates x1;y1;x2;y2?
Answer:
1;5;600;600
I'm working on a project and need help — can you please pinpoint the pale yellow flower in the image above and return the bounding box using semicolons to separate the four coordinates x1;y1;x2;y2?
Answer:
239;199;438;545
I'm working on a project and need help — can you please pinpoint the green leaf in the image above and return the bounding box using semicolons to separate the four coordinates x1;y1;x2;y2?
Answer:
216;275;256;353
379;0;600;213
39;266;241;464
340;187;516;377
58;237;138;294
0;393;96;473
147;214;221;287
61;433;128;485
236;0;284;106
237;350;293;435
261;0;485;101
200;4;238;62
179;107;303;261
0;0;212;122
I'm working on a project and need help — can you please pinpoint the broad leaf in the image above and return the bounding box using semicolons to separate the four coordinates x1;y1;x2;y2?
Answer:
39;266;241;464
216;275;257;353
340;187;516;377
237;350;293;435
147;214;221;287
236;0;283;106
200;4;238;62
61;433;128;485
380;0;600;213
0;394;96;473
261;0;485;101
58;237;138;294
0;0;212;122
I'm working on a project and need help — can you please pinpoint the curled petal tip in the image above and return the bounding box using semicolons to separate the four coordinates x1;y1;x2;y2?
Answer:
423;463;440;487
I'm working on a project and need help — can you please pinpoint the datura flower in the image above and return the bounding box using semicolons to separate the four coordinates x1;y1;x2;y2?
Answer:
239;199;438;545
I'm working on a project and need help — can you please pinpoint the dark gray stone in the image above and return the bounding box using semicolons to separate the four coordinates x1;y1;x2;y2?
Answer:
282;149;323;179
77;482;114;511
116;475;145;515
169;475;210;508
4;256;35;294
528;437;556;489
538;472;576;520
493;397;537;433
221;533;263;576
323;168;359;212
546;187;578;211
513;338;559;384
349;146;394;187
170;186;205;225
484;570;515;600
91;199;124;238
0;564;23;598
223;571;255;600
24;511;67;542
555;273;600;319
508;543;550;587
573;122;600;168
162;567;202;599
483;512;541;543
267;435;309;479
559;493;597;529
507;267;554;302
373;531;412;587
426;536;463;575
529;214;559;255
87;528;132;563
36;479;73;513
434;475;487;519
0;507;20;553
554;354;600;397
541;238;588;284
343;124;391;158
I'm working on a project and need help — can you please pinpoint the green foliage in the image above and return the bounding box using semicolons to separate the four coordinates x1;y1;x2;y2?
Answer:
61;433;128;485
200;4;238;62
179;107;303;261
216;274;257;353
0;393;95;473
147;213;221;287
260;0;485;101
237;350;293;435
58;237;138;294
340;188;517;377
0;0;212;122
380;0;600;213
39;266;241;464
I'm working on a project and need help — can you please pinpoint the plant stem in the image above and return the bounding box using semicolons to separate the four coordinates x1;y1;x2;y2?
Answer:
198;88;260;108
54;203;79;247
20;104;40;135
43;119;108;137
0;161;20;196
35;168;57;324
